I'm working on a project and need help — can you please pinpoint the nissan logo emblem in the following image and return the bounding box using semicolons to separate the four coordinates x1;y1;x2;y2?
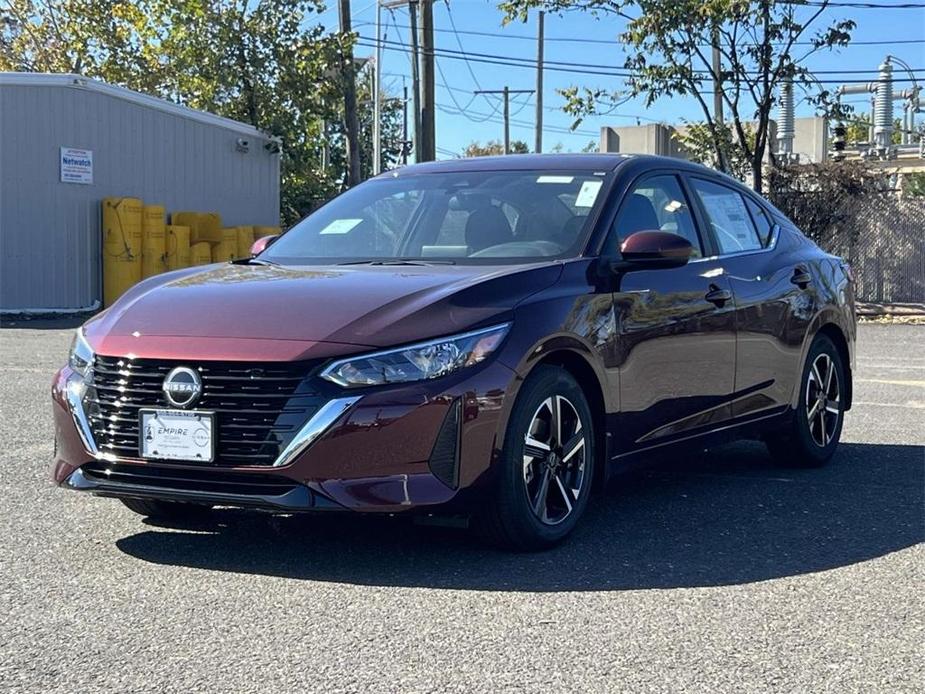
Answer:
162;366;202;408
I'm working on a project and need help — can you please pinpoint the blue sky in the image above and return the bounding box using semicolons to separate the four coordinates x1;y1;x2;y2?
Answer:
317;0;925;157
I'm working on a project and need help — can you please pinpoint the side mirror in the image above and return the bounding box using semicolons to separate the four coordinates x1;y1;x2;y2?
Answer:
250;235;279;257
613;230;693;271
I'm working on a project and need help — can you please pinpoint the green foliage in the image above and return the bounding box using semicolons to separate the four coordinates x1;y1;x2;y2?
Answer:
902;172;925;198
500;0;856;192
463;140;530;156
843;112;904;146
674;121;755;182
1;0;403;224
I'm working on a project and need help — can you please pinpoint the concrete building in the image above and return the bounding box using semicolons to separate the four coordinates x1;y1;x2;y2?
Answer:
600;117;828;163
0;73;281;313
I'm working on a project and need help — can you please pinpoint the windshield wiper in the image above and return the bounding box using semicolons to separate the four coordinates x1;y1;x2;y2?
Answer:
232;257;278;266
336;259;456;266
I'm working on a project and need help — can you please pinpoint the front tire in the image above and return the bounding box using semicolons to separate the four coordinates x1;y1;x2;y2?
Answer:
766;333;845;468
479;366;596;551
120;497;214;520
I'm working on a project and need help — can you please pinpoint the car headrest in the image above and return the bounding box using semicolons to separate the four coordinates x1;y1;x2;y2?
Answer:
465;205;514;253
620;193;661;236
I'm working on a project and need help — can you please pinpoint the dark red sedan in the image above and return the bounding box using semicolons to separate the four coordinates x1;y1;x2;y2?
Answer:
52;154;855;550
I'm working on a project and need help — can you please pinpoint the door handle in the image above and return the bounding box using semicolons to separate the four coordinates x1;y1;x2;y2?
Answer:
791;267;812;289
705;284;732;307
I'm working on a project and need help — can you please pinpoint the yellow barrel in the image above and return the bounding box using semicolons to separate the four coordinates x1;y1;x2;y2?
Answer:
236;226;255;258
196;212;223;244
190;241;213;266
103;257;142;308
172;211;200;240
211;228;238;262
165;225;191;270
102;197;143;259
141;205;167;279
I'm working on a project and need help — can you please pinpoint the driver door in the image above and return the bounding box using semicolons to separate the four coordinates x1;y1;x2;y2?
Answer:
609;173;738;452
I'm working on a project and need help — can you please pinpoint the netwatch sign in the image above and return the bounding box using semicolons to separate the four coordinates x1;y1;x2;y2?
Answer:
60;147;93;184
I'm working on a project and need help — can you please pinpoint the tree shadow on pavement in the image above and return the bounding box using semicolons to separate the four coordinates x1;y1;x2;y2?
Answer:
116;441;924;591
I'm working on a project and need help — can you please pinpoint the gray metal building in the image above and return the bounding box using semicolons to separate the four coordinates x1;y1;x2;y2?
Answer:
0;73;280;312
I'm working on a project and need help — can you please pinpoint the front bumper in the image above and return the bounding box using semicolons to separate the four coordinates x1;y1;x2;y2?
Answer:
52;358;516;513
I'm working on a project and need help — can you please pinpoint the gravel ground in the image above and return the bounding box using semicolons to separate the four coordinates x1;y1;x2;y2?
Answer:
0;323;922;693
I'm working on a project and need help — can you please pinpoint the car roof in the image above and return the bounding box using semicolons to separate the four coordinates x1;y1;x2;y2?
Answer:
377;153;728;178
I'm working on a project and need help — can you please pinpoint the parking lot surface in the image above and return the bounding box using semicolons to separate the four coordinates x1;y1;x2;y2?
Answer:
0;322;922;693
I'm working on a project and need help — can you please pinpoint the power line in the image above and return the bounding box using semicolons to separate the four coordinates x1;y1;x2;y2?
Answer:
436;100;600;138
779;1;925;7
357;35;925;83
355;21;925;47
434;57;500;122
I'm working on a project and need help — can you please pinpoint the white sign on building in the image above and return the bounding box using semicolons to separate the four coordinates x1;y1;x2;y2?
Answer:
60;147;93;184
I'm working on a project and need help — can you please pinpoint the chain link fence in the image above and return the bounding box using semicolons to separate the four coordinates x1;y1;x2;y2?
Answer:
768;164;925;305
846;196;925;304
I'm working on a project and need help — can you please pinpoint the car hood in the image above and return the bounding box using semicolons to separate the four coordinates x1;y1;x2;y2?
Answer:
86;261;563;357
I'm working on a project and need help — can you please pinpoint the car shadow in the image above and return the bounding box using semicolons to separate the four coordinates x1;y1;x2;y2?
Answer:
115;441;924;591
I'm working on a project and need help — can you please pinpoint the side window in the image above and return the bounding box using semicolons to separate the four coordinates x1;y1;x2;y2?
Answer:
610;175;702;257
690;179;763;254
745;197;774;247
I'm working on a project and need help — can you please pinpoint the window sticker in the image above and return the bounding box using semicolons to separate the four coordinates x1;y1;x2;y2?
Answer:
574;180;603;208
537;175;574;184
319;218;364;235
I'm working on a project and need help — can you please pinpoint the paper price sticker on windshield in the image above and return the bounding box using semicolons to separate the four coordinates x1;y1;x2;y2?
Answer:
575;180;603;208
537;175;574;184
320;218;363;235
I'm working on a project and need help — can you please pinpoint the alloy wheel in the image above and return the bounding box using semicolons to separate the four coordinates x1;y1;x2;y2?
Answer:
805;353;840;447
522;395;587;526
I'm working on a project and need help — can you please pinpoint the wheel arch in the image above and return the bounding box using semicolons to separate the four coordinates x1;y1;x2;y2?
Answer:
816;322;853;410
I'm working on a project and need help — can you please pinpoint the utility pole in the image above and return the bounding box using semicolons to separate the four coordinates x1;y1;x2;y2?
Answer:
373;1;383;175
474;87;535;154
408;1;421;163
419;0;435;162
711;26;723;126
535;10;544;153
402;82;410;165
339;0;361;186
710;25;727;172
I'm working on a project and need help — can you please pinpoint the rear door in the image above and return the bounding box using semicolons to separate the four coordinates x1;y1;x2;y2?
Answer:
685;177;808;418
609;173;738;451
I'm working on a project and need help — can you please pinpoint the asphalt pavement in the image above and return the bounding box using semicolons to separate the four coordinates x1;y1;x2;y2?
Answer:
0;322;922;693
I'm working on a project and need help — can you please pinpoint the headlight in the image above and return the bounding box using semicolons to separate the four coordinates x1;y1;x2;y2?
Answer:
321;323;510;388
68;329;94;378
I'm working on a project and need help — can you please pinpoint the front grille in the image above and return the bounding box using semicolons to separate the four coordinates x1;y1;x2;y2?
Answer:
84;356;326;466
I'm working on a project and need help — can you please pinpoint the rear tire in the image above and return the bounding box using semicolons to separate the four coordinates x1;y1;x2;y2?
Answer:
120;497;213;520
766;333;845;468
479;365;596;551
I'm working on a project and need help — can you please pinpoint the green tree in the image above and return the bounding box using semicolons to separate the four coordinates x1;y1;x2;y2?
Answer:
674;121;756;181
843;112;903;145
500;0;855;192
1;0;402;224
463;139;531;156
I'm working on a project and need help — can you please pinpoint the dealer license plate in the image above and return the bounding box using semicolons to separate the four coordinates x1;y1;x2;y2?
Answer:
139;409;215;462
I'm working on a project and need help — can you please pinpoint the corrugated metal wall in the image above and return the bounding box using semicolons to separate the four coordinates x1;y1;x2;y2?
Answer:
0;79;280;311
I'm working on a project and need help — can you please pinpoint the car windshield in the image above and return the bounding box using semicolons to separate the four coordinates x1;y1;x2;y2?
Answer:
262;169;610;265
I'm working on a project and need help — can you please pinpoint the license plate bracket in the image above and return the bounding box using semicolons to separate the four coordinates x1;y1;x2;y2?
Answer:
139;409;215;463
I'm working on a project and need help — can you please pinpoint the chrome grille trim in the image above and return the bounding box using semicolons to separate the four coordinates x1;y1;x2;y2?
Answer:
84;356;326;467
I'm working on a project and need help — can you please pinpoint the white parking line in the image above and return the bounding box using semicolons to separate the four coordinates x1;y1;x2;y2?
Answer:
852;400;925;409
857;378;925;388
